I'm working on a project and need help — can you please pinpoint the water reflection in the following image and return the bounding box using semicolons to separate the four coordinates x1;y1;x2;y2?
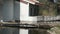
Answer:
0;27;19;34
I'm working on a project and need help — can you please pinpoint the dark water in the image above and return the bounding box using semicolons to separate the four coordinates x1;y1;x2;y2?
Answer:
0;27;19;34
0;27;50;34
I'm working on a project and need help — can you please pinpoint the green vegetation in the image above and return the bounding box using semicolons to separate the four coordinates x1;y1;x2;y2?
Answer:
38;0;58;16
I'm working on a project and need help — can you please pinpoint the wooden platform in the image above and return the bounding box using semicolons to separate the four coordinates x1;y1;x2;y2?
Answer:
0;21;60;29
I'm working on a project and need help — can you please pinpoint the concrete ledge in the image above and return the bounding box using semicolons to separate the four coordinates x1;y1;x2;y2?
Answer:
20;21;37;24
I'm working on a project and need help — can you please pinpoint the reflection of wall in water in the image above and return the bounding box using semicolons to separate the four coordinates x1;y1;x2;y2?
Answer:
29;29;50;34
0;27;19;34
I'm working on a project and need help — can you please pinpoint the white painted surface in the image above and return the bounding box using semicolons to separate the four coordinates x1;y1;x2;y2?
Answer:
20;29;28;34
20;2;29;18
20;2;37;22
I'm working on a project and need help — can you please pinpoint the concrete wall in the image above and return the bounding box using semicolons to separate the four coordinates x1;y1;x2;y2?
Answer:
0;4;3;21
0;0;3;21
0;0;19;34
14;1;20;20
2;0;14;21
